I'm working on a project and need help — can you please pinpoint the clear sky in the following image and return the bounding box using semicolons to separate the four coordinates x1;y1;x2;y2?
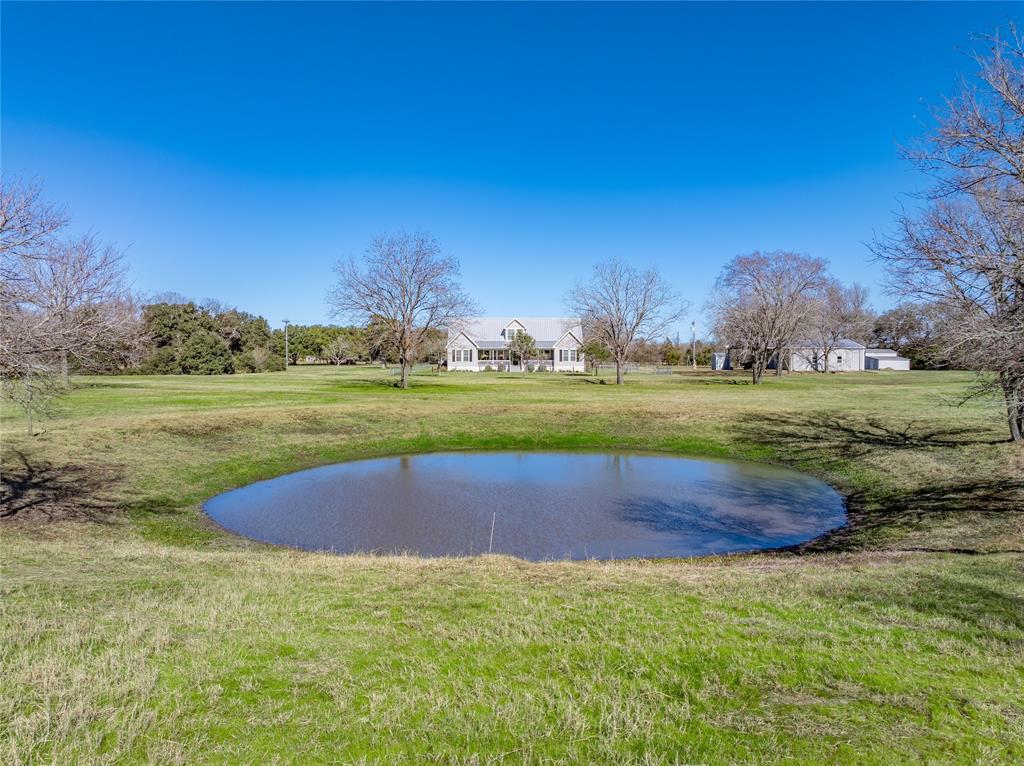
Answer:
2;2;1018;333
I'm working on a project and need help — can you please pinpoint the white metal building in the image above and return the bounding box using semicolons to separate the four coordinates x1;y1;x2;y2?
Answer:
865;348;912;370
789;339;866;372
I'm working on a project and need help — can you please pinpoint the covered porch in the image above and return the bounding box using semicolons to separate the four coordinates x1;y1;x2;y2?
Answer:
474;346;555;371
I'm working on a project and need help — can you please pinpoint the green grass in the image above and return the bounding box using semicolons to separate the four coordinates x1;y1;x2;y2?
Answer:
2;366;1022;764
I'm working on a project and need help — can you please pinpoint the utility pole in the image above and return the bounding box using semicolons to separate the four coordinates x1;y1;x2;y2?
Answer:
282;319;290;369
691;321;697;369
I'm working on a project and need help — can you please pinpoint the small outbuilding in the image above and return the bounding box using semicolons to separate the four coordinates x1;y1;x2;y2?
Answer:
865;348;911;371
789;339;866;372
710;352;730;371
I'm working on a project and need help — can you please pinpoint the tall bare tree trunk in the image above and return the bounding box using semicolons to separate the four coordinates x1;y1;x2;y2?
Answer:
400;359;410;389
25;372;33;436
751;352;765;385
60;348;69;386
1001;373;1023;442
615;358;624;385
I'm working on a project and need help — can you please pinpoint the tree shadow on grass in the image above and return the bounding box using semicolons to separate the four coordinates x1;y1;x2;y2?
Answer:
745;411;1003;456
0;450;122;523
688;376;751;386
800;479;1024;554
735;411;1023;554
837;568;1024;642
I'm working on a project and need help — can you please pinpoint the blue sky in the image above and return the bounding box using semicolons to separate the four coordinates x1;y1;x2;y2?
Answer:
2;2;1018;333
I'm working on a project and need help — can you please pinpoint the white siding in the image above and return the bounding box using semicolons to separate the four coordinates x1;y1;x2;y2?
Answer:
553;334;585;372
866;355;910;370
790;347;865;372
446;317;586;372
447;333;477;371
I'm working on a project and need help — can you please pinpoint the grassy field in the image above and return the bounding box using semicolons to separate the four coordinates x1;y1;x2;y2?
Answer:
2;366;1022;764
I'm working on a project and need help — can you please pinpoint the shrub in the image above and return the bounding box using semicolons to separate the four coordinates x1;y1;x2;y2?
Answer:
178;331;234;375
140;346;180;375
234;350;258;373
263;352;286;372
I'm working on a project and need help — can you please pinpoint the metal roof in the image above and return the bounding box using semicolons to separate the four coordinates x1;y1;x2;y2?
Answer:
473;340;560;349
449;317;582;344
790;338;866;350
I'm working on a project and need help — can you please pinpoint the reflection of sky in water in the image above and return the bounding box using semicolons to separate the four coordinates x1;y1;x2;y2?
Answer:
205;452;846;561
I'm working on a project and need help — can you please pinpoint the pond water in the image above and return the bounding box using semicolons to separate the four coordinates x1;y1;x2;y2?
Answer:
204;452;846;561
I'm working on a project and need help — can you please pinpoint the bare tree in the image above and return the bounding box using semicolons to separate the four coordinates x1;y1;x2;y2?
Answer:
506;331;537;375
874;28;1024;441
327;232;475;389
17;234;138;385
707;251;828;384
907;27;1024;198
1;181;141;431
1;361;65;436
1;179;68;382
324;332;367;365
323;335;347;366
803;281;873;372
566;259;687;385
1;177;68;272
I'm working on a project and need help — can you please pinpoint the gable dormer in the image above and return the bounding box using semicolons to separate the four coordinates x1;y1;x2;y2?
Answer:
502;319;527;340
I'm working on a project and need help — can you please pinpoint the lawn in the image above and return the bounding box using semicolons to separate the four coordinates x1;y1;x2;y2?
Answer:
2;366;1022;764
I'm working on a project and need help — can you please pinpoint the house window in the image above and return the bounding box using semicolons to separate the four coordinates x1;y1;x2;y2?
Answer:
836;354;843;365
453;349;473;363
559;349;578;362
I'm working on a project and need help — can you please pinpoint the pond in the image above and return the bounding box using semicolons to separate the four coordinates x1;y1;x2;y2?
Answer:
205;452;846;561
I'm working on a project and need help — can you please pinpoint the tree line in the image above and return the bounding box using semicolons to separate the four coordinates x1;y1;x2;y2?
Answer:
3;27;1020;439
327;29;1021;440
136;300;393;374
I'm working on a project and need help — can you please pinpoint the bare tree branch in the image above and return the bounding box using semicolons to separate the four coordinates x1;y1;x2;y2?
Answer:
802;281;874;372
566;259;687;385
876;27;1024;441
707;251;828;384
326;232;476;388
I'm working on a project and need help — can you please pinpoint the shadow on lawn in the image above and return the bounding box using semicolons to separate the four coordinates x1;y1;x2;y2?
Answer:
736;411;1023;554
803;479;1024;554
745;410;1003;455
839;567;1024;639
689;379;752;386
0;450;121;523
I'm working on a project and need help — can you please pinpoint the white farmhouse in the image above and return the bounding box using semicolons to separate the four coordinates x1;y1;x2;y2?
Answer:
865;348;912;370
447;317;585;372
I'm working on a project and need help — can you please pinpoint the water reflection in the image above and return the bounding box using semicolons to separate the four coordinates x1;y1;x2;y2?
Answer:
204;452;846;561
